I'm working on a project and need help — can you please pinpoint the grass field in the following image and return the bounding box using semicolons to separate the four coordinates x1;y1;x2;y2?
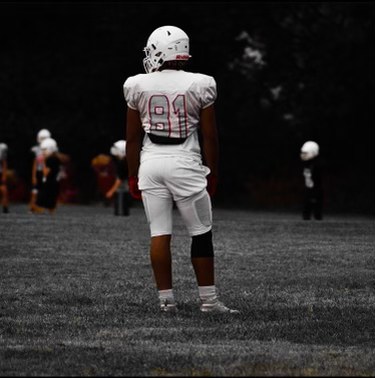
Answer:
0;203;374;376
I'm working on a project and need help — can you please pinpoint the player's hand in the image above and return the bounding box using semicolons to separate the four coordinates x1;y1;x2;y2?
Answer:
207;174;218;197
129;176;142;200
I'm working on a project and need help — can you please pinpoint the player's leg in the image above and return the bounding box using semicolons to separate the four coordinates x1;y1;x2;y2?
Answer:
176;190;239;314
141;191;176;312
122;191;130;216
176;189;213;285
30;171;44;212
150;234;172;290
191;231;214;286
48;183;59;215
114;191;120;216
313;192;323;220
302;191;312;220
1;183;9;213
29;188;38;212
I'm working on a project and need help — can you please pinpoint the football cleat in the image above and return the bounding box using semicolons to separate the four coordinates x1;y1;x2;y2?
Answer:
200;299;239;314
160;298;178;313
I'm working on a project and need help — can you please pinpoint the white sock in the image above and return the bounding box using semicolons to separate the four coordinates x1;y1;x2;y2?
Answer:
158;289;174;302
198;285;217;302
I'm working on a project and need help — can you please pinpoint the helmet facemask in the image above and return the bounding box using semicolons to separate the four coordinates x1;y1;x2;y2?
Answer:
143;45;159;73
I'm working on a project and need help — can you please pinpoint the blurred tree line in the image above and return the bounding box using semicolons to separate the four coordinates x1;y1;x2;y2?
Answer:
0;2;373;213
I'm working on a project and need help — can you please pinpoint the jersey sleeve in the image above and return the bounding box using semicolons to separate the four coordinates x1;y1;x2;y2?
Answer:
123;76;139;110
200;75;217;109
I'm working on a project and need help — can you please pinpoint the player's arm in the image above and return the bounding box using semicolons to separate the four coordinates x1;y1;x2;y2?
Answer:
1;159;7;183
56;152;70;164
200;104;219;196
31;158;37;185
42;161;50;178
106;178;122;198
126;107;143;177
200;104;219;176
126;107;144;200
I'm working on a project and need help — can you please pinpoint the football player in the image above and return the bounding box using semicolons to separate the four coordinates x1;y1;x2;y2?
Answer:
300;141;324;220
0;143;9;213
124;25;239;314
33;137;62;215
29;129;51;212
106;140;130;216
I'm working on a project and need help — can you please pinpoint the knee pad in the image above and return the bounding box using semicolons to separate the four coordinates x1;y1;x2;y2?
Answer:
191;230;214;258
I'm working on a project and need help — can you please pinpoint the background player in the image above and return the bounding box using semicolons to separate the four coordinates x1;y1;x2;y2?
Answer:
0;143;9;213
30;129;52;212
105;140;130;216
33;137;62;215
300;140;324;220
124;25;238;314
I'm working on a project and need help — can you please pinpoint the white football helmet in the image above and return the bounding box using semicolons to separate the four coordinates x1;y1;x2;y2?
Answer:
40;137;58;156
37;129;51;144
110;140;126;158
300;141;319;161
0;143;8;160
143;25;191;73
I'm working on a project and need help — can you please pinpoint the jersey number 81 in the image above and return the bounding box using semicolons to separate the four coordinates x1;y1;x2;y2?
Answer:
148;94;187;138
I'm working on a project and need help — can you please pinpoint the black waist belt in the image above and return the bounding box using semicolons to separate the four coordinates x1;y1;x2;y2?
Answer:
148;133;187;145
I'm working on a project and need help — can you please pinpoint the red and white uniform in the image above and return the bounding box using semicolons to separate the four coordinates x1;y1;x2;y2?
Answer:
124;69;217;236
124;69;216;161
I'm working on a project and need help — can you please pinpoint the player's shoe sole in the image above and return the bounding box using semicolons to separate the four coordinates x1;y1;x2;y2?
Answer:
200;300;239;314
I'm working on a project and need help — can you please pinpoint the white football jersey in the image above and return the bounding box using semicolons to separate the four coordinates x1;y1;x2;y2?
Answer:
123;69;217;162
31;145;45;171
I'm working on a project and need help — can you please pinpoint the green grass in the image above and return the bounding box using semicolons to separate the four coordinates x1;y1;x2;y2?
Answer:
0;204;374;376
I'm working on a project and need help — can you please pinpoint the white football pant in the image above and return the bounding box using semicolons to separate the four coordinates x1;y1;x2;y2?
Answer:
139;157;212;237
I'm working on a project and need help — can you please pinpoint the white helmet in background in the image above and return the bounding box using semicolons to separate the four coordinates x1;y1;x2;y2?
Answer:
300;141;319;161
40;137;58;155
37;129;51;144
0;143;8;160
110;140;126;158
143;25;191;73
